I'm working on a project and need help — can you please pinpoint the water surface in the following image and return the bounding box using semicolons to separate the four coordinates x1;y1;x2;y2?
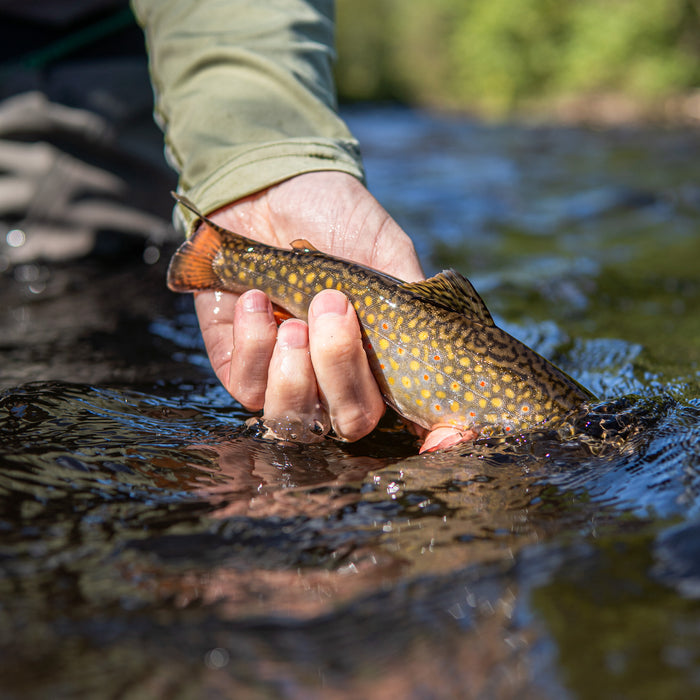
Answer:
1;107;699;699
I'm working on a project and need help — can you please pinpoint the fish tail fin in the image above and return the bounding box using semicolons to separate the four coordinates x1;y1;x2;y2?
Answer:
167;221;223;292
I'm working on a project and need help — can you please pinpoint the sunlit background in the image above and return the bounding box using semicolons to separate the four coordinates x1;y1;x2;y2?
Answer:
336;0;700;123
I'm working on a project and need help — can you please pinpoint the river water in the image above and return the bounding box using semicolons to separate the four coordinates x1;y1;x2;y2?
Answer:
1;107;699;699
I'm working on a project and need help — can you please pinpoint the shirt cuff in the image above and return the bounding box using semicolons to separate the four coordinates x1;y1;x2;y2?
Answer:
173;137;366;233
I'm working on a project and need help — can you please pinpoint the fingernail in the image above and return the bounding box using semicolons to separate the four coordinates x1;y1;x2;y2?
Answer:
240;290;270;313
277;319;308;349
309;290;348;319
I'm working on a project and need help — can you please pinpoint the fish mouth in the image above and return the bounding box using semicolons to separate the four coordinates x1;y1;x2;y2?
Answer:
245;415;330;444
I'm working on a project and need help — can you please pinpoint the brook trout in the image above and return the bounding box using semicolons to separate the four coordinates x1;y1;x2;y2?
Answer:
167;195;594;439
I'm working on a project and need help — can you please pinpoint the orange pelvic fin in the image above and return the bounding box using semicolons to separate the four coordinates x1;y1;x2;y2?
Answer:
167;221;223;292
272;305;294;325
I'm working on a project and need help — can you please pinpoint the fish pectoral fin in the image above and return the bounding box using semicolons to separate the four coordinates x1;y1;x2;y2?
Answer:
290;238;322;253
400;270;495;325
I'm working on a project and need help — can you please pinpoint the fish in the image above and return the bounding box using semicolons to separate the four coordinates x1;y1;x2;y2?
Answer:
167;193;594;442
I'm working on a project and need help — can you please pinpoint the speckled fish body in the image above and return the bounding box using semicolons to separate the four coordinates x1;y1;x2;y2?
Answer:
167;196;594;437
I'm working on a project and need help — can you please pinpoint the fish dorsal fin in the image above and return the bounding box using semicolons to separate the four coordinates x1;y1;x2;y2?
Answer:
400;270;495;325
290;238;322;253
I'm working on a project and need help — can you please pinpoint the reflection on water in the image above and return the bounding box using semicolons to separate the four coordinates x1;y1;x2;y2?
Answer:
1;108;700;698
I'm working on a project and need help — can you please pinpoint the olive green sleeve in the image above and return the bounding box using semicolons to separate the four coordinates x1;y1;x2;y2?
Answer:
130;0;365;231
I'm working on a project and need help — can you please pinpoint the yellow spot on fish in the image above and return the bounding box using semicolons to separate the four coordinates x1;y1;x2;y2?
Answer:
325;277;334;288
505;388;515;400
288;273;298;285
475;365;483;373
459;357;470;367
305;272;316;284
444;365;453;374
421;389;431;399
379;338;389;350
491;397;503;408
485;413;497;423
238;271;247;281
402;376;412;388
411;347;420;357
314;283;322;293
436;374;444;385
418;330;428;341
388;376;395;385
436;390;446;399
410;360;420;372
366;313;375;325
408;318;418;329
365;295;373;307
464;391;474;402
479;398;487;409
389;358;399;371
336;281;342;290
463;373;472;384
293;291;303;305
535;414;545;423
416;398;423;407
400;333;410;344
450;401;460;412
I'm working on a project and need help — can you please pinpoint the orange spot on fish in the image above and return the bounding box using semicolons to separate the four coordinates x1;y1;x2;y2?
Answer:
522;406;529;412
469;411;476;417
423;374;429;381
397;348;404;355
433;355;441;361
382;323;388;330
434;405;442;411
479;380;486;387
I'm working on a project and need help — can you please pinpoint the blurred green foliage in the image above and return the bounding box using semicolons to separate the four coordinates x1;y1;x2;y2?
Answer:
335;0;700;116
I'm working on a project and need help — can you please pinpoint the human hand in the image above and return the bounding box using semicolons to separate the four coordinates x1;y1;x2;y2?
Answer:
194;171;463;450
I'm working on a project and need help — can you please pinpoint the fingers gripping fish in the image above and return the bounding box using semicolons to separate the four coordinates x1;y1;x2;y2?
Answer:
167;193;594;448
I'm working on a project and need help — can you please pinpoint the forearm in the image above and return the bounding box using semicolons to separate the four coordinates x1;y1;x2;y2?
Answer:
132;0;365;230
